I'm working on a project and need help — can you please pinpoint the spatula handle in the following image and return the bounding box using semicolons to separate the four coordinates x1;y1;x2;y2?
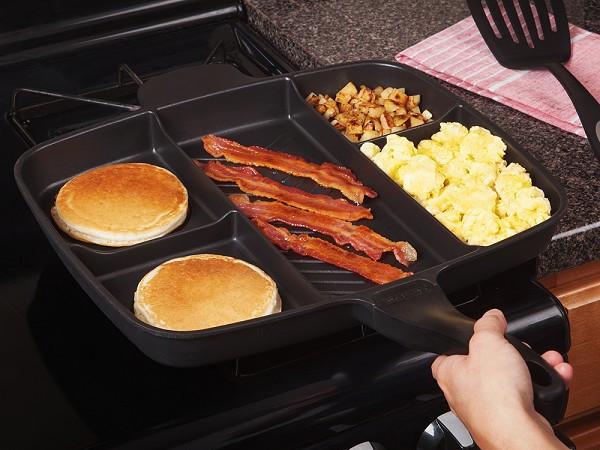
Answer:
547;62;600;160
369;281;567;424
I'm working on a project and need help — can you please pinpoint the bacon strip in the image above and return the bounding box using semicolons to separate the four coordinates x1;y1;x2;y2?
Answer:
201;135;377;204
253;219;411;284
201;161;373;221
230;194;417;266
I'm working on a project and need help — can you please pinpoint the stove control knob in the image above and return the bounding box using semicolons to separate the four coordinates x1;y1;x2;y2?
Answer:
417;411;476;449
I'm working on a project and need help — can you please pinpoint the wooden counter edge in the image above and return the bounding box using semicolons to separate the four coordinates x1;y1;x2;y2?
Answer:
540;260;600;449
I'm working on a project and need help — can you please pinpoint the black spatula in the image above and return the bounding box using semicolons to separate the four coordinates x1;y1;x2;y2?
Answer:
466;0;600;160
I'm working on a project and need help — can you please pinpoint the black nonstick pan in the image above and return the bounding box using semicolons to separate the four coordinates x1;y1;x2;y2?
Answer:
15;61;568;424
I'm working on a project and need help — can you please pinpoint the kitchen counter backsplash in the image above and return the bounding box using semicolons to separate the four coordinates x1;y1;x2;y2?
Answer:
244;0;600;276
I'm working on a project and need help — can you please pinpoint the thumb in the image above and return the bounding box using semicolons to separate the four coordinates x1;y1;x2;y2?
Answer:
473;309;507;336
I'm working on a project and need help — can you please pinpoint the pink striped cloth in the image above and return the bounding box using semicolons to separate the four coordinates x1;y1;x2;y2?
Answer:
396;17;600;137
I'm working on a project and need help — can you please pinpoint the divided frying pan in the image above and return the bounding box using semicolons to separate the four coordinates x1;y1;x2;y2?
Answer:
15;61;568;423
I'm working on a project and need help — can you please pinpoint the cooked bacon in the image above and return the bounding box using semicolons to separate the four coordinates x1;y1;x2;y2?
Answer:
253;219;411;284
201;161;373;221
230;194;417;266
201;134;377;204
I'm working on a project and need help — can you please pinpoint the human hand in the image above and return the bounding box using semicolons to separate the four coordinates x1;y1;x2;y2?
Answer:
431;309;573;450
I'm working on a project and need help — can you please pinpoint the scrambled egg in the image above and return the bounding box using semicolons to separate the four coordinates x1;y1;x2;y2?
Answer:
360;122;551;246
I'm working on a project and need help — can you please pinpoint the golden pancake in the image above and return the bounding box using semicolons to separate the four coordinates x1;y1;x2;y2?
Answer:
52;163;188;246
134;254;280;331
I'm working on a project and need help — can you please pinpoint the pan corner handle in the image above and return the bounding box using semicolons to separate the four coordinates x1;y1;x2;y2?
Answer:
367;280;568;424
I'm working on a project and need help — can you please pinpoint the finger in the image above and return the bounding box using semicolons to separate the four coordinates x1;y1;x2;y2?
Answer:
473;309;507;336
554;362;574;388
431;355;448;380
541;350;564;367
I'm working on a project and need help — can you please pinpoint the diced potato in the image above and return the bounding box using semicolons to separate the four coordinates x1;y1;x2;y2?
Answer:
307;81;431;141
391;125;407;132
410;116;425;127
373;118;383;132
335;113;349;126
330;119;345;131
407;95;421;109
306;92;319;105
393;115;410;127
380;87;394;99
384;99;399;113
347;120;363;135
360;130;382;141
390;90;407;105
368;106;385;118
380;113;394;130
324;107;336;120
344;132;359;142
335;92;352;104
339;82;358;96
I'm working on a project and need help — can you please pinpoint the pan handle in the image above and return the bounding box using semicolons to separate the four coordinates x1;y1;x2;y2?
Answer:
367;280;567;425
137;63;259;109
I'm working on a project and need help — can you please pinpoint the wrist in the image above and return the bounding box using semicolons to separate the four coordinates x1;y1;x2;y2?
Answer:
471;406;564;450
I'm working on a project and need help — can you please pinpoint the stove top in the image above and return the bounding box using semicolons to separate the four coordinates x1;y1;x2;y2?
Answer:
0;2;570;449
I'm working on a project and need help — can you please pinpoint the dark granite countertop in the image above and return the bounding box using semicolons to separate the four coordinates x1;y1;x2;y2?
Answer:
244;0;599;275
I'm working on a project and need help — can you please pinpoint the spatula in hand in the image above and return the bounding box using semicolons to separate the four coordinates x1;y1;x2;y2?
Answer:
466;0;600;160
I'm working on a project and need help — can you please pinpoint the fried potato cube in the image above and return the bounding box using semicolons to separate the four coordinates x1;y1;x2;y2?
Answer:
393;115;410;127
368;106;385;118
330;119;346;131
395;106;407;116
407;95;421;109
380;112;394;130
339;102;353;113
422;109;433;121
380;87;394;99
389;90;408;105
384;99;399;113
339;82;358;96
335;92;352;104
344;132;359;142
360;130;382;141
373;118;383;132
410;116;425;127
335;113;349;126
316;104;327;114
347;119;363;135
306;92;319;106
373;86;384;95
391;125;407;133
324;107;337;120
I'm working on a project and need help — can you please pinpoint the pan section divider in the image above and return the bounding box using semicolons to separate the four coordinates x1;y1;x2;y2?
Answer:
97;211;324;312
152;75;469;295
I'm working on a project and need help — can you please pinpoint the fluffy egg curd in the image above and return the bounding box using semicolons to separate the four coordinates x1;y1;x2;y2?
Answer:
360;122;551;246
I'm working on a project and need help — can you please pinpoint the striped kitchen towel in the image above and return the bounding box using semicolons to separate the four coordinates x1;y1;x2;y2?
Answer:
396;16;600;138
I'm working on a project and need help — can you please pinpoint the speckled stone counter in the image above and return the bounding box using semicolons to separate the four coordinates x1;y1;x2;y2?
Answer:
244;0;599;275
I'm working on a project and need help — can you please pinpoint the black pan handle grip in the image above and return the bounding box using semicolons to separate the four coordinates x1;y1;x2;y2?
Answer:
368;280;567;424
547;62;600;161
505;334;568;425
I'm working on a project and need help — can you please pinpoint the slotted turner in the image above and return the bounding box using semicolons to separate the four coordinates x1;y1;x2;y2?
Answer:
467;0;600;160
